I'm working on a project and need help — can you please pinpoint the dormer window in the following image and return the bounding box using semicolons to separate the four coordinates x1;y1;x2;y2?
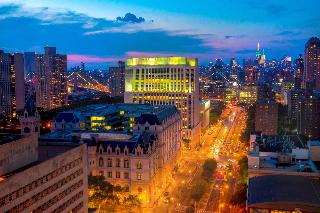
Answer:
107;147;112;155
124;147;128;155
116;147;120;155
145;126;149;131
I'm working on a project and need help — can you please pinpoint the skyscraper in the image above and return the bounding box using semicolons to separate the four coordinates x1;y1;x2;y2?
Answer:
35;47;67;110
124;57;200;145
244;59;259;85
304;37;320;90
294;54;304;89
255;100;278;136
24;52;35;82
0;50;25;118
297;92;320;139
108;61;125;97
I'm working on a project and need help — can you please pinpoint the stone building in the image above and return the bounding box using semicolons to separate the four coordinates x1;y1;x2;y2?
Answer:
0;134;88;213
84;105;182;206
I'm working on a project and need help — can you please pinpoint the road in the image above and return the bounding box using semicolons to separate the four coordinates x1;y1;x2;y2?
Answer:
204;106;247;213
151;105;247;213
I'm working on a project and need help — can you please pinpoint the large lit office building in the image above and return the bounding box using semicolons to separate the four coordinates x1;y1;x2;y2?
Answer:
124;57;201;145
35;47;68;110
109;61;125;97
0;50;25;118
304;37;320;90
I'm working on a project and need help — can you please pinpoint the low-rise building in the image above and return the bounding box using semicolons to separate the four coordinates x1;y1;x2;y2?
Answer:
247;175;320;213
0;134;88;213
248;134;319;178
84;105;181;206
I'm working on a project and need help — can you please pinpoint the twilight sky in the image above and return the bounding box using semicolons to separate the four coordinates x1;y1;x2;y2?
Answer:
0;0;319;68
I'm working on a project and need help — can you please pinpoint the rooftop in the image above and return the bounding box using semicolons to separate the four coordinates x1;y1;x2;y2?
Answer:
54;103;179;124
84;132;157;154
0;141;82;181
257;157;318;173
248;175;320;212
0;134;24;145
254;134;305;153
126;57;197;67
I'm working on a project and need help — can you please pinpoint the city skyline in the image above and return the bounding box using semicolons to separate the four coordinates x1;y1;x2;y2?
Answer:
0;0;320;68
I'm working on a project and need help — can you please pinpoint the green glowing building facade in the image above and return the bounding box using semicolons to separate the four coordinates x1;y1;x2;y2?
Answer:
124;57;201;145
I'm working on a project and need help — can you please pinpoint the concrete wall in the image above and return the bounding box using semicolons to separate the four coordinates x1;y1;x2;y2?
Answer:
0;135;38;176
0;143;88;213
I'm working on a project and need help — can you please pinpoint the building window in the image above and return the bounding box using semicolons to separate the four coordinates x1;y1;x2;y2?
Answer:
124;149;128;155
107;158;112;167
108;172;112;178
116;172;120;178
124;159;129;168
99;158;104;167
116;159;120;167
136;173;142;180
124;172;129;179
137;162;142;169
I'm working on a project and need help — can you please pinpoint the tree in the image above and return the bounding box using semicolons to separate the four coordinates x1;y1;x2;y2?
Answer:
240;106;255;144
190;179;209;201
202;158;217;180
88;175;118;211
123;194;141;212
238;156;248;184
229;184;247;207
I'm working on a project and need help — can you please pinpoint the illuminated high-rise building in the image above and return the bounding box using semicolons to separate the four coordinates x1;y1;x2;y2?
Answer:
255;100;278;136
109;61;125;97
0;50;25;118
124;57;200;145
244;59;259;84
294;54;304;89
304;37;320;90
35;47;67;110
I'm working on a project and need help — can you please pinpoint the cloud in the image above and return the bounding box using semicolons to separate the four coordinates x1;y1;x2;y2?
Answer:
126;51;174;58
224;35;246;39
274;30;300;36
68;54;123;63
116;13;145;23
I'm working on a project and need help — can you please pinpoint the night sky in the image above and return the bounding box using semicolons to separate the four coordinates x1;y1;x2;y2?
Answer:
0;0;319;68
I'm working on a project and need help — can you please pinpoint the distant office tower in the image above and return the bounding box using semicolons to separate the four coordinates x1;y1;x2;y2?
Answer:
297;92;320;139
287;89;305;122
294;54;304;89
124;57;200;144
255;100;278;135
257;83;274;101
244;59;259;84
35;47;67;110
304;37;320;90
109;61;125;97
0;50;25;118
238;84;257;105
24;52;35;82
80;61;85;72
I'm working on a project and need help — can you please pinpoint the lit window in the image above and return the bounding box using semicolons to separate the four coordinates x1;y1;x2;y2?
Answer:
137;173;142;180
137;162;142;169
